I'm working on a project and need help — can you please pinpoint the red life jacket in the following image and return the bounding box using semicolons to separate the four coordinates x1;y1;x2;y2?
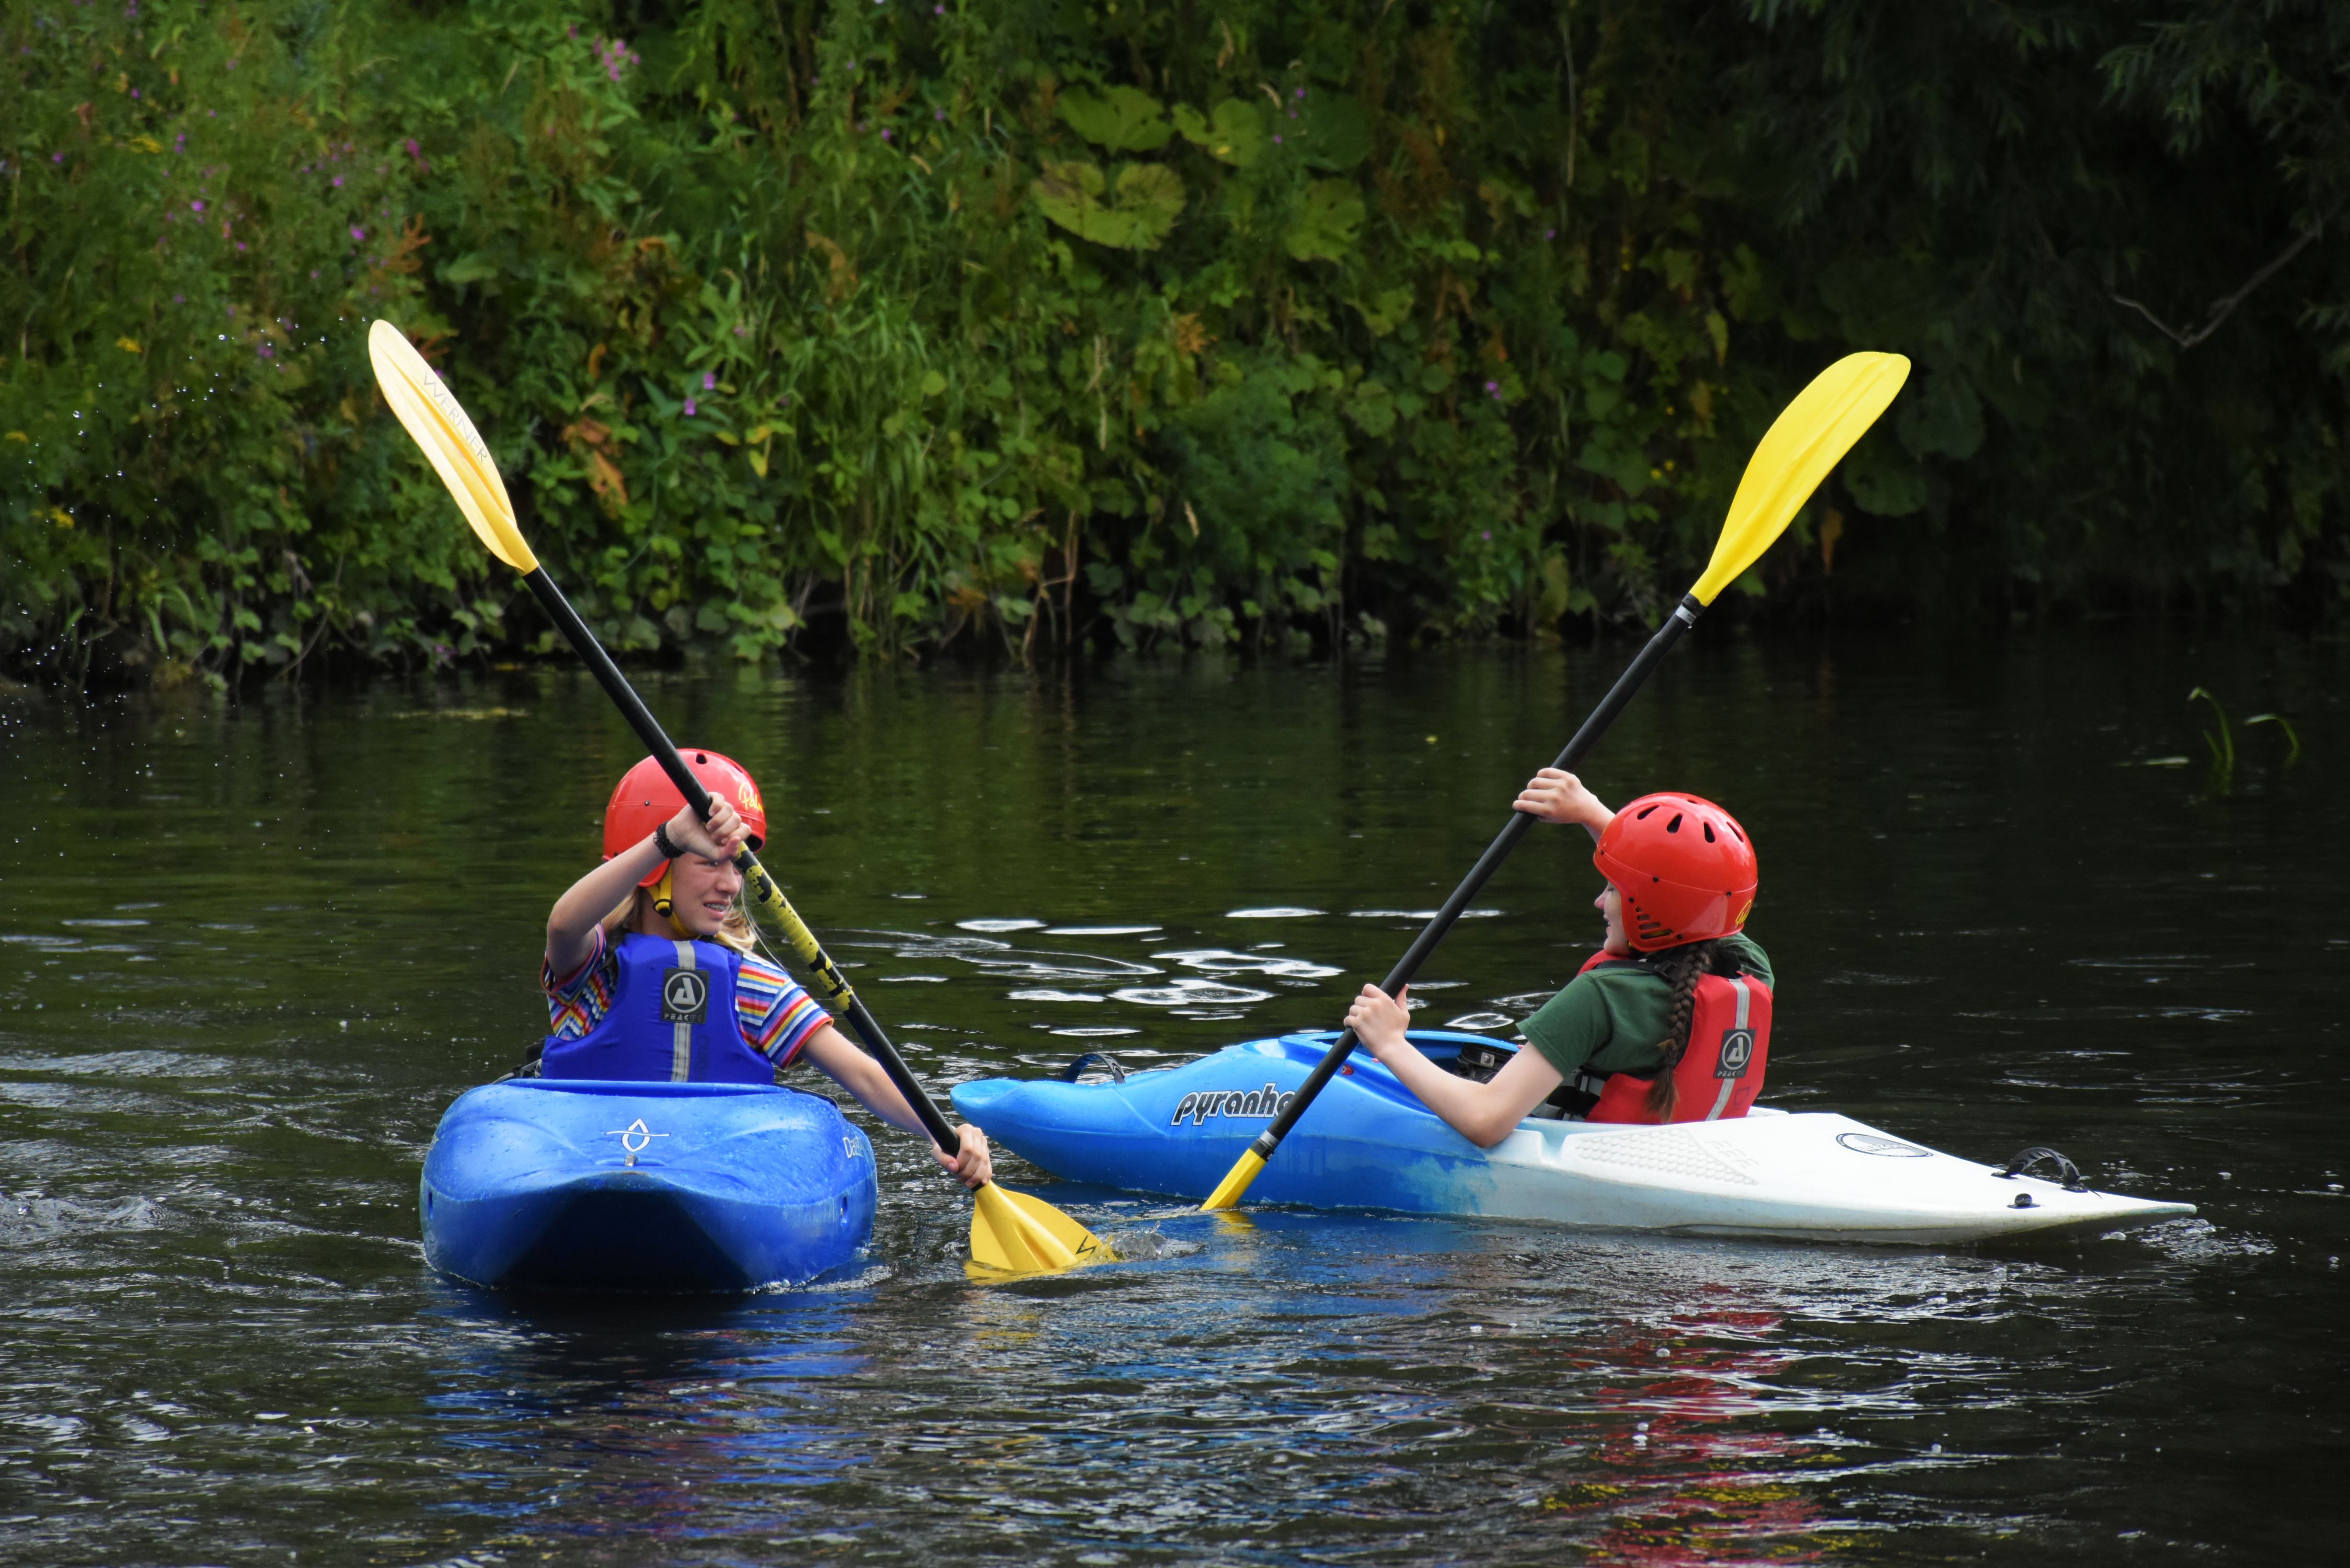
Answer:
1572;950;1771;1124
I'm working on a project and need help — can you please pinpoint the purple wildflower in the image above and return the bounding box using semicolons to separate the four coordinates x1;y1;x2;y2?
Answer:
350;225;365;240
934;108;946;120
880;128;892;141
1485;381;1501;399
331;175;342;187
1272;135;1282;144
53;152;64;163
1481;529;1492;540
683;397;697;417
702;372;716;390
1545;227;1556;240
190;198;203;211
1296;87;1306;98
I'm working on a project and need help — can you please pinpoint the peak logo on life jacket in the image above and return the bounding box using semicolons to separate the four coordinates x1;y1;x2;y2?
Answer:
1172;1082;1296;1127
660;967;710;1024
1717;1025;1756;1078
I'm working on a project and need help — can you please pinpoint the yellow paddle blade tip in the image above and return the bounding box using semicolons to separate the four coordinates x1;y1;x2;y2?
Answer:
365;320;539;575
1690;350;1910;606
1199;1148;1269;1213
967;1183;1117;1278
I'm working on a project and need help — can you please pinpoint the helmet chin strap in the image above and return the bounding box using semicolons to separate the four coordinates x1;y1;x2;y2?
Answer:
651;865;679;927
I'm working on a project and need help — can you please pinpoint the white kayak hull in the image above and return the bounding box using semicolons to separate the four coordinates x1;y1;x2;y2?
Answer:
951;1031;2197;1246
1467;1108;2194;1244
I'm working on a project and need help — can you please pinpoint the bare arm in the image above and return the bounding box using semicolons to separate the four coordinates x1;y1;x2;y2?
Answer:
1343;985;1566;1148
797;1024;994;1189
545;796;746;979
1513;768;1614;844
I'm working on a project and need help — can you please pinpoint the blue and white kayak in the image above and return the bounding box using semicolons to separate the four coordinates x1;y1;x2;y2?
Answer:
952;1031;2196;1246
420;1079;878;1292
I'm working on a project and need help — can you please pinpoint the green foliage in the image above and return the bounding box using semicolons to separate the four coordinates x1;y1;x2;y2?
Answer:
4;0;2346;685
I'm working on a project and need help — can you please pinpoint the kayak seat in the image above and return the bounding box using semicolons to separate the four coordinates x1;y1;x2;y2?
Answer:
1438;1037;1597;1121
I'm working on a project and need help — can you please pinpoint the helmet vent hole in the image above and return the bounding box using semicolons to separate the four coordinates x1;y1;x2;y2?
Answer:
1635;804;1660;820
696;751;708;764
1702;822;1716;843
1666;813;1684;834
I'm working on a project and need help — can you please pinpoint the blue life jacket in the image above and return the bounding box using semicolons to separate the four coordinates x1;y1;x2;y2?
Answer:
540;932;780;1085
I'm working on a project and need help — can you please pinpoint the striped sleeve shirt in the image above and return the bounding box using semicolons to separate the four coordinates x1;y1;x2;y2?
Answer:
542;926;832;1069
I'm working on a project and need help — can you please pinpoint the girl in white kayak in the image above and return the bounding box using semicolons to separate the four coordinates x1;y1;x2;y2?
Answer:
540;749;993;1189
1344;768;1771;1147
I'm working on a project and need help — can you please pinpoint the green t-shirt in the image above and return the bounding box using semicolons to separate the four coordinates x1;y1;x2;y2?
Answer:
1518;935;1772;1080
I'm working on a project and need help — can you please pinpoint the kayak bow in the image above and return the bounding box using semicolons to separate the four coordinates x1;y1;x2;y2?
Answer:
421;1079;878;1292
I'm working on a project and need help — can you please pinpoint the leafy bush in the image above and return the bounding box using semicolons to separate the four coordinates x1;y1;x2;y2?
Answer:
4;0;2344;685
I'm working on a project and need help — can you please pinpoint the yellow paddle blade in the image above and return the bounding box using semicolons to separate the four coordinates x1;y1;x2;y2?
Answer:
967;1183;1115;1276
1689;351;1910;606
1197;1147;1267;1213
366;319;539;574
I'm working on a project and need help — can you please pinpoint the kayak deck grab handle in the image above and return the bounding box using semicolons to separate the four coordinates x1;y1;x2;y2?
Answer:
1995;1145;2088;1193
1060;1052;1129;1085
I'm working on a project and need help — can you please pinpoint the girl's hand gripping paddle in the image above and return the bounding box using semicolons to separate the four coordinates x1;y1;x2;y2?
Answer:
367;320;1109;1276
1199;351;1912;1212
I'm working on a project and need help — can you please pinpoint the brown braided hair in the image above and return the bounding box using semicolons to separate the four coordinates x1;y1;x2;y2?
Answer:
1643;938;1732;1119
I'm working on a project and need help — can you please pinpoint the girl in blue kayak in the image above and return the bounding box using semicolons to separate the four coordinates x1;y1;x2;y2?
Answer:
541;750;992;1188
1343;768;1772;1146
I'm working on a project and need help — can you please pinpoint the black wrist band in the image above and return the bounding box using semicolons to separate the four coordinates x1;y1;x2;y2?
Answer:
652;821;679;859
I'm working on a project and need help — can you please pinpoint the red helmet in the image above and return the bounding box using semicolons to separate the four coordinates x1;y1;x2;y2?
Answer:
603;751;767;887
1593;792;1758;952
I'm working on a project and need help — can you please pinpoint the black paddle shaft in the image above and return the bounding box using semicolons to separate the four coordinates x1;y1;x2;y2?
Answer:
519;567;961;1152
1241;593;1705;1163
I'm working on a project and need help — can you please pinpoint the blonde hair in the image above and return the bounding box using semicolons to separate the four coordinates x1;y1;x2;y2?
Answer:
603;885;758;955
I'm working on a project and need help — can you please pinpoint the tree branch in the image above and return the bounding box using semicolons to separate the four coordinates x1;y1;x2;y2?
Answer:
2113;217;2329;350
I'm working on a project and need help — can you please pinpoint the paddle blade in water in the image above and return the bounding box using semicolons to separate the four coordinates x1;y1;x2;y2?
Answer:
1689;351;1910;606
366;320;538;574
967;1183;1114;1276
1197;1147;1268;1212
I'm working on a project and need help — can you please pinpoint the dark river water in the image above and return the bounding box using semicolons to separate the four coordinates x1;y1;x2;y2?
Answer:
2;626;2343;1565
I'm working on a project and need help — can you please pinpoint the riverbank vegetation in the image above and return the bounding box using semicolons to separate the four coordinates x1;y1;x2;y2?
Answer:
4;0;2345;684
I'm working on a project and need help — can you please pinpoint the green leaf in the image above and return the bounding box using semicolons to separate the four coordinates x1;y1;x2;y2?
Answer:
1173;99;1268;167
1352;285;1414;337
1285;180;1366;263
1056;85;1173;153
1298;93;1372;171
1538;554;1573;620
1033;160;1185;250
1897;369;1986;460
1345;378;1397;437
1844;429;1931;516
440;253;499;285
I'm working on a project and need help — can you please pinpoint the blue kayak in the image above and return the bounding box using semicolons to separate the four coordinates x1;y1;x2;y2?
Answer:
952;1030;2195;1244
420;1079;878;1292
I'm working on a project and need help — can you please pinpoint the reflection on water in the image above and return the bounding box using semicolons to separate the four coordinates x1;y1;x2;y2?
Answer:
1;628;2344;1563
